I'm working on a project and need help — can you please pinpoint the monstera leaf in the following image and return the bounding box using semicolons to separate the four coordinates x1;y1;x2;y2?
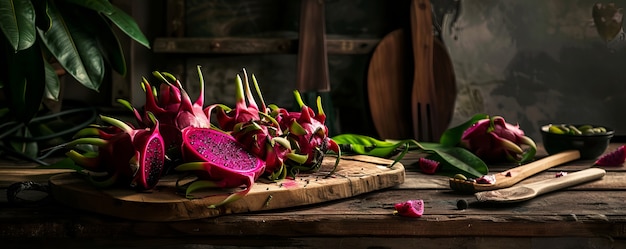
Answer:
0;0;150;123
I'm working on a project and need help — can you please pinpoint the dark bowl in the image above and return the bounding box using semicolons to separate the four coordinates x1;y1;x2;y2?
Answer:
540;124;614;160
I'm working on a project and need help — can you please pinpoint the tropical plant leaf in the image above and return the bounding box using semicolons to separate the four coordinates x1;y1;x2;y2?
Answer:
10;126;39;158
0;0;36;51
438;113;488;147
1;39;45;123
61;0;115;15
105;5;150;49
38;1;99;90
60;5;105;87
43;59;60;101
418;142;488;178
83;12;126;75
332;134;405;158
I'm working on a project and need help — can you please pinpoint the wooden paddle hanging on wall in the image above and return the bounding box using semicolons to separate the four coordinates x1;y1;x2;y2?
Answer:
367;0;456;141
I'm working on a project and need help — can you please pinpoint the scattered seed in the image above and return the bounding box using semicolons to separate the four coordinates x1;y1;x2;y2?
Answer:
457;199;468;210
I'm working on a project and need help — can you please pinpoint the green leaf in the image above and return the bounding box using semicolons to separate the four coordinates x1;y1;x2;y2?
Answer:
61;0;115;15
38;1;101;90
104;5;150;49
10;126;39;158
332;133;415;158
1;38;45;123
0;0;36;51
418;142;488;178
43;58;60;101
86;13;126;75
439;113;488;147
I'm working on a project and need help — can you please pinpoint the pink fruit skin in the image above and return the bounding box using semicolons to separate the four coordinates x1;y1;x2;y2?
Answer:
394;199;424;218
418;158;440;174
461;116;533;163
594;145;626;166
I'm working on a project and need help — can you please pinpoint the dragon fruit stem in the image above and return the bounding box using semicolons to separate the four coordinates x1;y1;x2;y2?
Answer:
499;135;524;154
242;68;258;110
174;161;206;172
208;175;255;208
65;150;99;169
195;65;205;107
72;127;102;139
66;137;109;148
234;74;247;110
251;74;267;112
116;99;144;124
100;115;134;133
293;90;305;108
316;96;324;117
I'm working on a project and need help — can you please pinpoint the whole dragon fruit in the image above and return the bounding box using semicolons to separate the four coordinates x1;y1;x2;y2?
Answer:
175;127;265;208
118;66;212;167
461;116;536;163
64;114;165;190
277;91;341;174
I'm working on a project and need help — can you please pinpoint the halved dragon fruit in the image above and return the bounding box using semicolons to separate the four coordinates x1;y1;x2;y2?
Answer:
175;127;266;207
64;114;165;190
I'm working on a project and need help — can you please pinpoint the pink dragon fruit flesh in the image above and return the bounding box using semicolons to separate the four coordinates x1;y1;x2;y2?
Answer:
175;127;266;208
461;116;536;163
394;199;424;218
64;114;165;190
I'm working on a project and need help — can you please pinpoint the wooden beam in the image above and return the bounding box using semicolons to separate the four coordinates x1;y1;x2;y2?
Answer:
153;37;380;55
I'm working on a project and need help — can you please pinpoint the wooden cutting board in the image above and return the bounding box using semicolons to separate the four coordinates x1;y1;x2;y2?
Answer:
49;156;404;222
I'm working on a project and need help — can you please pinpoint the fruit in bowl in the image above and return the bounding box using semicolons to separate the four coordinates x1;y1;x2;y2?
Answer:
540;124;614;160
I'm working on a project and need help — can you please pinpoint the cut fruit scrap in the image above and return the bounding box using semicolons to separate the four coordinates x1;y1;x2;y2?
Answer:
594;145;626;166
176;127;266;207
393;199;424;218
418;158;440;174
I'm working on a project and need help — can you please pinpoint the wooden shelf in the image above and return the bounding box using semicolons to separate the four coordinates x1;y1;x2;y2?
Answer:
153;37;380;55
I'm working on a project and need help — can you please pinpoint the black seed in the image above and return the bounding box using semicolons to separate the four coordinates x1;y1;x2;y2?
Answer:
456;199;468;210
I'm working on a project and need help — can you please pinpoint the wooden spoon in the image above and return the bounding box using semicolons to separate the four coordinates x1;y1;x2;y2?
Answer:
475;168;606;203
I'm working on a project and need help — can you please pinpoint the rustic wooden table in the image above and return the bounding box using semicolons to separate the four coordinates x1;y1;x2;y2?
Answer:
1;144;625;249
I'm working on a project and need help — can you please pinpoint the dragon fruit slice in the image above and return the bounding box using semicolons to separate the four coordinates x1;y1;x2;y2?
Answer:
64;114;165;190
394;199;424;218
418;158;440;174
594;145;626;166
175;127;266;207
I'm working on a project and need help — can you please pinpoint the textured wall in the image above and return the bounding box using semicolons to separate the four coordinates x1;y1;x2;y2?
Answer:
442;0;626;140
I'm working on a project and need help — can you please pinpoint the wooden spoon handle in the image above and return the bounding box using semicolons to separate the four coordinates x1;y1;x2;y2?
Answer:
496;150;581;186
526;168;606;195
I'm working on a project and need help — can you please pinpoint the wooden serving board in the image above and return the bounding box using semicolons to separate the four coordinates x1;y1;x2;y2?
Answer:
49;156;404;222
